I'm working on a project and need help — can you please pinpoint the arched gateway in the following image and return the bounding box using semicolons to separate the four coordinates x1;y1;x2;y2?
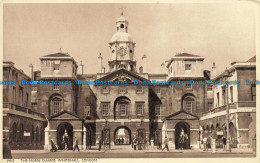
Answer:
175;121;190;149
114;126;131;145
57;122;73;150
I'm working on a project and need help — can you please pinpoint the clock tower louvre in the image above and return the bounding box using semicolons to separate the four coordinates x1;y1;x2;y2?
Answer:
108;12;136;73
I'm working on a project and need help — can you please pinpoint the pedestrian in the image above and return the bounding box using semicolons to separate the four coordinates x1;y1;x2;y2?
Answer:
98;136;102;151
151;138;154;149
222;136;226;151
122;138;124;144
162;136;169;151
3;138;12;159
50;138;57;152
133;137;137;150
144;136;149;149
203;137;208;151
73;137;80;152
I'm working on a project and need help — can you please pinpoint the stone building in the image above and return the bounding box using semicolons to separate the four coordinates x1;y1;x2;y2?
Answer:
200;56;256;148
2;61;46;150
2;12;256;151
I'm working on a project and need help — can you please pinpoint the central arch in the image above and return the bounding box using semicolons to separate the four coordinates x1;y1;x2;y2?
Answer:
114;126;131;145
175;121;190;149
57;122;73;150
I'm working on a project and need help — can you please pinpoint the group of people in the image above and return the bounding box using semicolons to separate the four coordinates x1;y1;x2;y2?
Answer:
202;136;227;151
116;137;125;145
131;135;150;150
50;136;80;152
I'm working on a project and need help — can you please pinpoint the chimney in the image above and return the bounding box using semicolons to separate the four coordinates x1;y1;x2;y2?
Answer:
161;62;166;74
102;66;106;73
139;66;143;74
142;54;147;73
98;53;103;73
79;61;84;75
29;64;34;80
211;62;216;79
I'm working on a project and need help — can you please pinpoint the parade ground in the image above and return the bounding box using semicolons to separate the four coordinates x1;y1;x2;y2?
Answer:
11;146;256;158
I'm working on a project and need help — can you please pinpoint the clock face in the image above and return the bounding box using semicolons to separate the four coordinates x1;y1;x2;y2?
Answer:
118;46;127;56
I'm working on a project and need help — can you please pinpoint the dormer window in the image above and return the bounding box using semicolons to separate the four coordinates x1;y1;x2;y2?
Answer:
185;64;191;70
53;60;60;71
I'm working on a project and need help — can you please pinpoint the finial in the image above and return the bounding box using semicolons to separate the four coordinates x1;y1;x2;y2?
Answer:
59;48;62;53
120;7;126;16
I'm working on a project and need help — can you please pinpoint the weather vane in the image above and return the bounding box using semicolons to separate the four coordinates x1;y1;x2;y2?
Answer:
119;7;126;16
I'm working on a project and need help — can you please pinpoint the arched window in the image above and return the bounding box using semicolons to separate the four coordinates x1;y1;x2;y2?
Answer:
31;125;34;142
182;94;196;113
36;126;39;142
49;94;64;115
120;24;124;29
19;124;24;142
12;123;17;142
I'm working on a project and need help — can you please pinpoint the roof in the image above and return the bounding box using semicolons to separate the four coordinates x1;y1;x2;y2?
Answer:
247;56;256;62
111;32;133;43
174;53;201;57
164;110;199;121
49;110;82;120
117;16;127;22
42;53;71;57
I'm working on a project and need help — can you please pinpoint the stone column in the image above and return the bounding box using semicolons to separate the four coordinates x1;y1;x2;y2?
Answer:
44;121;49;150
83;127;86;150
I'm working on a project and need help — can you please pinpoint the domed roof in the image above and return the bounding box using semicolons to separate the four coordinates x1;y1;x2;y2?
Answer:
117;16;127;22
110;32;133;42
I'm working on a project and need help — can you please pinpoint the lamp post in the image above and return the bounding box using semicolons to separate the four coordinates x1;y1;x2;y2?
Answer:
223;68;231;152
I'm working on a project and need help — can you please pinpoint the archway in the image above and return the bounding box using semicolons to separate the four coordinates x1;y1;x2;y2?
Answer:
175;121;190;149
57;122;73;150
114;126;131;145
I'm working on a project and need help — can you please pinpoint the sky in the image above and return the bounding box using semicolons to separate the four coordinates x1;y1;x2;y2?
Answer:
3;2;256;77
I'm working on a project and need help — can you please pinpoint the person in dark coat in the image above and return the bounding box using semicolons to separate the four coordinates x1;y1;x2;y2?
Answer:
98;136;102;151
50;138;57;152
3;138;12;159
222;137;227;151
73;137;80;152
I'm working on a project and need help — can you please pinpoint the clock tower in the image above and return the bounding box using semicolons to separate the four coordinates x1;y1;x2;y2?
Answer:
108;12;136;72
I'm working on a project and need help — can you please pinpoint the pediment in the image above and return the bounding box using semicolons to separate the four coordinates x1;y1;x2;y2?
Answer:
97;69;149;83
49;110;81;120
166;110;199;120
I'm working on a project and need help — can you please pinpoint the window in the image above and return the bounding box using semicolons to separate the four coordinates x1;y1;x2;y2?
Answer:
230;86;233;102
251;85;256;101
102;103;109;116
53;84;60;90
155;105;161;115
185;64;191;70
120;24;124;28
53;101;60;114
185;101;192;113
155;88;161;94
12;123;17;142
137;103;144;115
137;86;143;93
26;93;29;107
53;60;60;70
186;84;192;90
207;85;213;91
19;86;23;106
208;102;213;110
32;102;37;108
120;104;126;116
13;87;16;103
222;87;226;105
119;87;126;94
103;87;109;93
217;92;220;107
32;86;37;91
